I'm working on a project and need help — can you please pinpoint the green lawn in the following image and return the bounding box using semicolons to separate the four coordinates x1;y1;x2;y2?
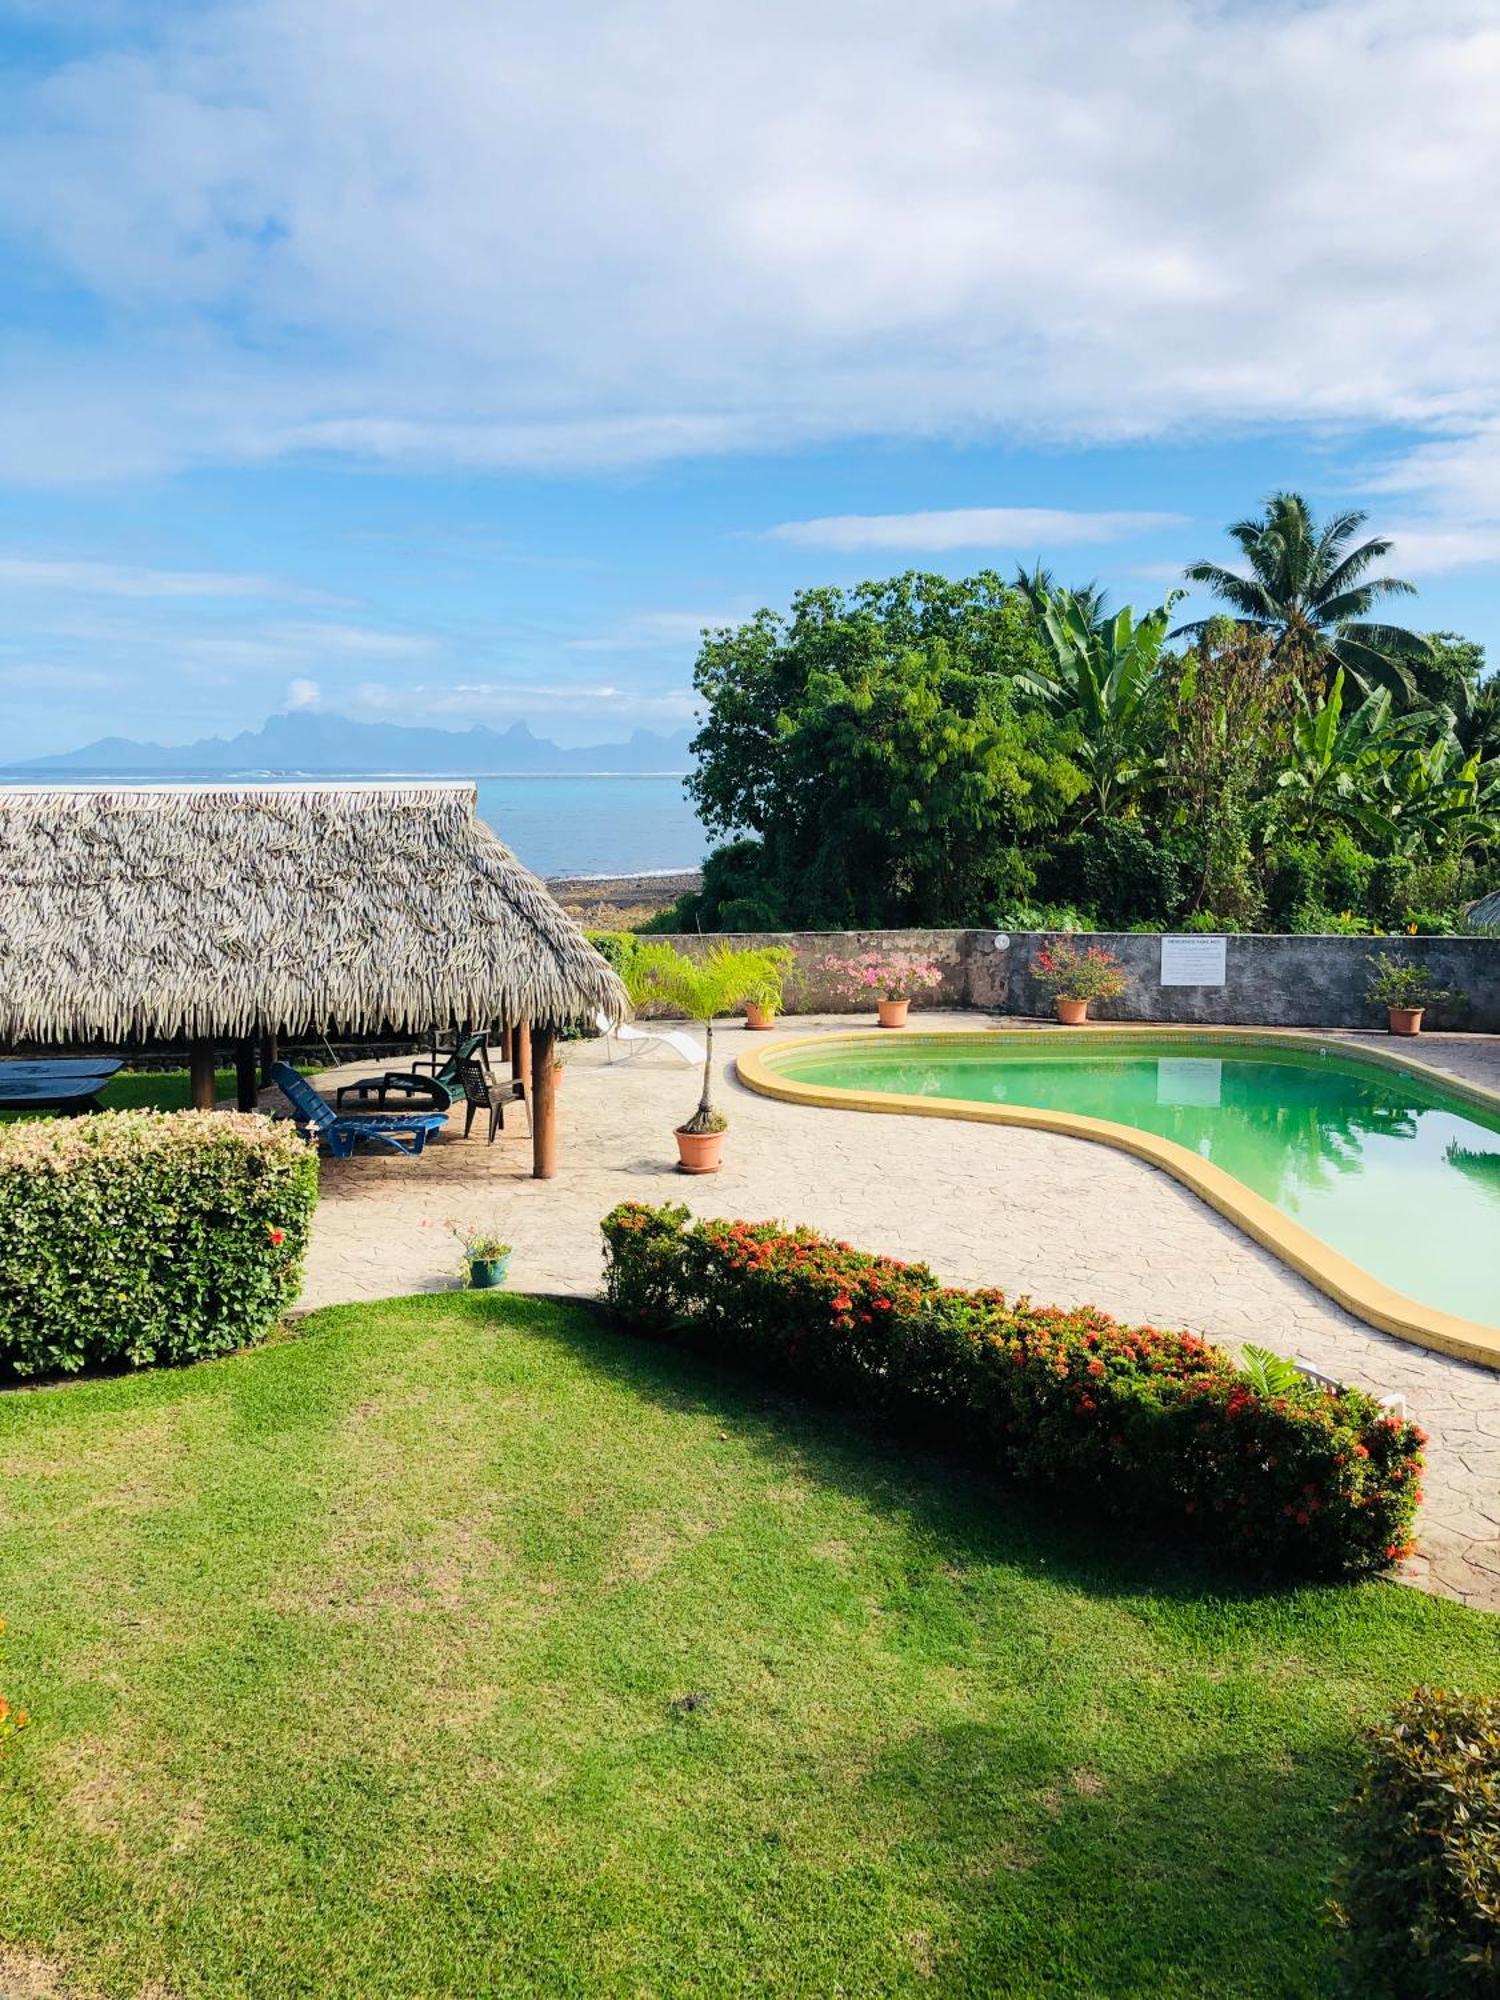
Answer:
97;1067;241;1112
0;1295;1493;1999
1;1066;316;1120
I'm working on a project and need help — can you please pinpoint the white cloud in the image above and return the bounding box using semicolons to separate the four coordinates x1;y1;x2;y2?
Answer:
284;676;321;709
0;554;309;599
346;679;697;723
763;507;1185;553
565;609;752;652
0;0;1498;494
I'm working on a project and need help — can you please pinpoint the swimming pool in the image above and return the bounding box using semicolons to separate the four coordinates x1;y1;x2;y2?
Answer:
738;1030;1500;1365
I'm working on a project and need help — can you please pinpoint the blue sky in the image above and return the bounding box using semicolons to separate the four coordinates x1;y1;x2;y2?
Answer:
1;0;1498;758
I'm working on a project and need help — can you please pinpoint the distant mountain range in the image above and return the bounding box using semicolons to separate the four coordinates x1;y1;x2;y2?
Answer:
0;710;696;777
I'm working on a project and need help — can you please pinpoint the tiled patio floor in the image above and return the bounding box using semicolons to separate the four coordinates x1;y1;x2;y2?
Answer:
270;1015;1500;1611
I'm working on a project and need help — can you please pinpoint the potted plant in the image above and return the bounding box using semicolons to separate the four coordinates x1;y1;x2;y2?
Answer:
451;1222;513;1289
1033;938;1127;1024
818;949;945;1027
628;942;765;1170
1365;955;1458;1037
742;946;795;1030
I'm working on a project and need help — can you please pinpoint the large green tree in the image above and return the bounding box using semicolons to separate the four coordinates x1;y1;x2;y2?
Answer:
1176;492;1430;700
687;571;1049;843
680;581;1082;929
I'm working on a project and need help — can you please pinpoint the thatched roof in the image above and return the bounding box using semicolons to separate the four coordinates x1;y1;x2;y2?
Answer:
0;783;627;1043
1469;889;1500;931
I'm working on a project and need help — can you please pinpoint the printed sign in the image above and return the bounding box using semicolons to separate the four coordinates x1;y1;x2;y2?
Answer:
1160;934;1227;987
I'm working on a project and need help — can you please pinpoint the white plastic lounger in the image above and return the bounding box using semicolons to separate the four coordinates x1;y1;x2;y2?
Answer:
595;1010;701;1066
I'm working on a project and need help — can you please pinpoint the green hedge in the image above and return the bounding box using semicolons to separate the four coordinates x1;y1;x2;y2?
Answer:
601;1203;1426;1581
0;1111;319;1377
1336;1687;1500;1995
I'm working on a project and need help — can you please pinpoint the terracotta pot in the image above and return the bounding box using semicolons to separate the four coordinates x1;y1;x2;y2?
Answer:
877;997;910;1029
1054;997;1090;1025
744;1002;776;1031
675;1126;724;1173
1387;1006;1424;1037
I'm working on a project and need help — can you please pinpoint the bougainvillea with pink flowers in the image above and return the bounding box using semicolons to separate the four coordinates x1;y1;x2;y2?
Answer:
601;1201;1425;1580
1033;937;1128;1004
818;950;945;1002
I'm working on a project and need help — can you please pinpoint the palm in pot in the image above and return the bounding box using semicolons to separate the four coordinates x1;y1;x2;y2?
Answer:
627;943;766;1171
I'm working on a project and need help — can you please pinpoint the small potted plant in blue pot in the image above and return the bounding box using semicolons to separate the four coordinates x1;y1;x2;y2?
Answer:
452;1223;513;1290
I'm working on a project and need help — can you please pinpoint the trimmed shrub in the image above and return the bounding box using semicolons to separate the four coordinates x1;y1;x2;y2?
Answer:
0;1111;319;1377
601;1203;1425;1580
1335;1688;1500;1996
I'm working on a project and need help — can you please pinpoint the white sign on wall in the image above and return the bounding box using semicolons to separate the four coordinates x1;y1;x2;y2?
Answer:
1159;934;1228;987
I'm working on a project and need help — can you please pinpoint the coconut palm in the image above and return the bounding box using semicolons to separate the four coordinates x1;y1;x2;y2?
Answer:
1013;563;1110;628
1175;492;1429;700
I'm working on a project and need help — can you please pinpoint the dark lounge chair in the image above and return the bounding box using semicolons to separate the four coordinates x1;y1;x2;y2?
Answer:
273;1063;446;1158
335;1031;489;1110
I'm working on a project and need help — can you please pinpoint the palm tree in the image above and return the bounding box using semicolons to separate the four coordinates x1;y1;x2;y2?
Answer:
626;942;777;1135
1013;562;1109;627
1175;492;1429;700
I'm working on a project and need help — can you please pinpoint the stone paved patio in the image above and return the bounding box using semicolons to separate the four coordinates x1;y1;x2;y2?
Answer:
272;1015;1500;1611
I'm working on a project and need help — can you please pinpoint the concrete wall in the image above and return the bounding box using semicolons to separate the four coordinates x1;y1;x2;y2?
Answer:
664;928;1500;1032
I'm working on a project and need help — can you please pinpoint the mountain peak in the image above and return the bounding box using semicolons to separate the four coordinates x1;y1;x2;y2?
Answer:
2;708;694;778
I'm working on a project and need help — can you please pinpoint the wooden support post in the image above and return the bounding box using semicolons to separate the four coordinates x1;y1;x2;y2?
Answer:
258;1031;279;1086
513;1020;531;1095
235;1040;260;1113
530;1025;557;1180
188;1038;218;1111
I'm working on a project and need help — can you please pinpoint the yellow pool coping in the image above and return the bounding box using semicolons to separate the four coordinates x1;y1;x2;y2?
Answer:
736;1026;1500;1372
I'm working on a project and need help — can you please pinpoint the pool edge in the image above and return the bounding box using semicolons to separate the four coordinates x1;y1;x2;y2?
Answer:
735;1026;1500;1373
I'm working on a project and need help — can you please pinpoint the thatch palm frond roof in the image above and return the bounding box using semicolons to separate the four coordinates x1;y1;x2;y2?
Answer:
0;783;628;1043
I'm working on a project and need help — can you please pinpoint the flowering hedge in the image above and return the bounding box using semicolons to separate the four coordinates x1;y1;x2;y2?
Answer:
1335;1687;1500;1996
0;1111;319;1377
601;1203;1426;1580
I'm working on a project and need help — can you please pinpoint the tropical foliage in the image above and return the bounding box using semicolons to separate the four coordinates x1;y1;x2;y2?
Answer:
662;493;1498;937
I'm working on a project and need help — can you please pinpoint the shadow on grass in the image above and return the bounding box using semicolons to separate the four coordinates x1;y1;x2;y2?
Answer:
863;1720;1348;1999
468;1291;1305;1615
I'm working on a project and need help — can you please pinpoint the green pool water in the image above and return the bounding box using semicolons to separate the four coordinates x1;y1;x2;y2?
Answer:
773;1036;1500;1331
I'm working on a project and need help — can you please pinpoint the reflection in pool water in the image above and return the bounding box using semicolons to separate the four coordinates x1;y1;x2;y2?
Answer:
773;1039;1500;1332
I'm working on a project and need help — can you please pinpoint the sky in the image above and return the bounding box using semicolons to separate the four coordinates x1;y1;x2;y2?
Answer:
1;0;1499;758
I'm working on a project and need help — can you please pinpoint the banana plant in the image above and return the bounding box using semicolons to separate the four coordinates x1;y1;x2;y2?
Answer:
1275;670;1406;846
1017;587;1182;818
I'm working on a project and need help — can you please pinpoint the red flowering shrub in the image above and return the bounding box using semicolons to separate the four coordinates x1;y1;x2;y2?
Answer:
601;1203;1425;1580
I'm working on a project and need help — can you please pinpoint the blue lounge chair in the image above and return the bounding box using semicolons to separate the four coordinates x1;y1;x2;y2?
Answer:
271;1063;447;1158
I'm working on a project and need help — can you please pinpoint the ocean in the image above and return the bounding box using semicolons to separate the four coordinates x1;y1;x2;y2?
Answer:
0;772;709;879
472;774;706;877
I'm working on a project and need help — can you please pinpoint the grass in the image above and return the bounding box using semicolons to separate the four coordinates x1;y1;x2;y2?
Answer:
0;1293;1493;1999
2;1066;319;1122
97;1067;242;1112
